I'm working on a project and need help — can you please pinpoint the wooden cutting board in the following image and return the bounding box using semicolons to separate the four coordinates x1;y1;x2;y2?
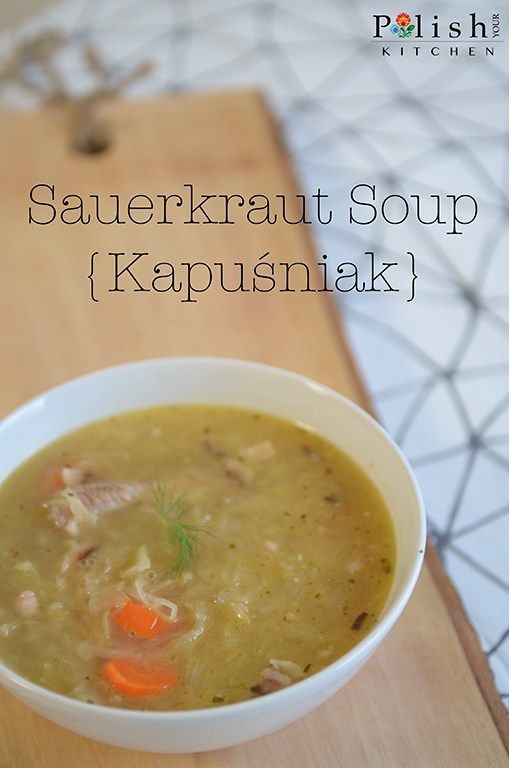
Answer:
0;92;507;767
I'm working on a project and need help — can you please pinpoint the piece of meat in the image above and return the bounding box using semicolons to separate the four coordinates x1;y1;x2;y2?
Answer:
251;659;303;696
74;482;145;514
225;459;254;485
251;667;292;695
269;658;304;678
15;590;39;617
238;441;275;463
61;466;86;486
46;482;145;536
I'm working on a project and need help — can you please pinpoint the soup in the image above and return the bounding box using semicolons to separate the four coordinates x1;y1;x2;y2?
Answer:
0;405;395;710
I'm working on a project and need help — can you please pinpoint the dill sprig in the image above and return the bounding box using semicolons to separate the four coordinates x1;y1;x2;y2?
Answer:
153;479;209;576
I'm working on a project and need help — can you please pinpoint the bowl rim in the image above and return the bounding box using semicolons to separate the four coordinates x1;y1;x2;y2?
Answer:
0;356;426;720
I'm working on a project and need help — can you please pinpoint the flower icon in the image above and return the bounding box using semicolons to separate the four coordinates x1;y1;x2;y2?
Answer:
396;12;411;27
392;12;415;38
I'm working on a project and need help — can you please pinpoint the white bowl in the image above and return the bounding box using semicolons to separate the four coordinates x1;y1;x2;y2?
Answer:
0;357;425;753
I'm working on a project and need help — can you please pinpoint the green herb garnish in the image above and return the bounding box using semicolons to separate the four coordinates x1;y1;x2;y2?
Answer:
153;479;209;576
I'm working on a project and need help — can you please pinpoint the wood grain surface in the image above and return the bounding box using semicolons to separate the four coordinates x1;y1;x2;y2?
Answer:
0;91;507;767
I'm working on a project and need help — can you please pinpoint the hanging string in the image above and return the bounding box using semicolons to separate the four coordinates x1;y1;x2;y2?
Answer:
0;31;152;153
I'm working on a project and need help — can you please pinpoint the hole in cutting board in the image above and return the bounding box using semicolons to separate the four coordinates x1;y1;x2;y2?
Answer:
73;110;111;155
74;130;111;155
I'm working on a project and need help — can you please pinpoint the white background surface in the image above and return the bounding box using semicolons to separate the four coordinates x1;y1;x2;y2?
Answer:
1;0;508;704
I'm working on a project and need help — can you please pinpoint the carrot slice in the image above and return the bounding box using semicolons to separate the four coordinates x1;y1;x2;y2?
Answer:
47;468;65;494
102;658;178;698
113;599;171;639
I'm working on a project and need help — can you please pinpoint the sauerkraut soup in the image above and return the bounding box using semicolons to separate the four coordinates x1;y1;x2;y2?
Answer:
0;405;395;710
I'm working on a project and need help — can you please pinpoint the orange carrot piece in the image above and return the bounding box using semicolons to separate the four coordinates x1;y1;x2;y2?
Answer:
113;599;171;639
102;658;178;698
47;468;65;494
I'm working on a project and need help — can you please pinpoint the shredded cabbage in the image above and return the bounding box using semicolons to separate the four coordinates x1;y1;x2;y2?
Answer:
122;545;151;578
133;573;178;622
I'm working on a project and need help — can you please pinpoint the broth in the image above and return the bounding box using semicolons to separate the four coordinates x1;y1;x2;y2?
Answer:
0;405;395;710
